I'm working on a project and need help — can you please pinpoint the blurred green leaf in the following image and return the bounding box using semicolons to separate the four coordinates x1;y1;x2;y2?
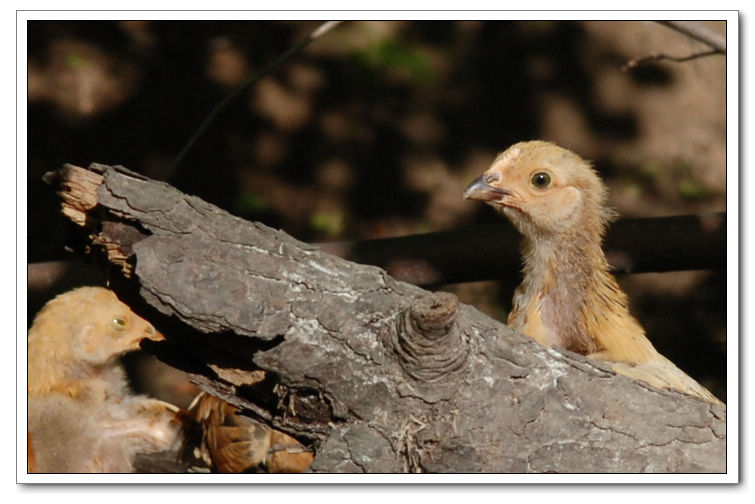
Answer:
640;160;662;178
415;222;432;234
678;178;712;200
66;53;87;68
236;191;269;214
353;38;434;84
310;211;345;237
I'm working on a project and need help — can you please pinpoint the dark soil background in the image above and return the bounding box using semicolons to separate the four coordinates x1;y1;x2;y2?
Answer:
26;20;727;404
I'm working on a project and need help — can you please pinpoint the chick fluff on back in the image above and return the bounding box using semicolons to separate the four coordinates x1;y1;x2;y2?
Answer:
464;141;720;404
27;286;182;473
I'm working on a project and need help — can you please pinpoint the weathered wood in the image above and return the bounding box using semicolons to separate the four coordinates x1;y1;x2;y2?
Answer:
47;162;726;473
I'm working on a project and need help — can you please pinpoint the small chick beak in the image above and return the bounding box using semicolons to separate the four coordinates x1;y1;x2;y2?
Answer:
146;325;166;342
463;176;512;202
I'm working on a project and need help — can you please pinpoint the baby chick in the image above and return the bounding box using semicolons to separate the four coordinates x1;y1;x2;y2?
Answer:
27;286;183;473
464;141;719;403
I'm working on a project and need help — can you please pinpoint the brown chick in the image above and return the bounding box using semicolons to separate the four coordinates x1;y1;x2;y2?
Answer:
27;286;184;473
463;141;720;403
192;392;314;473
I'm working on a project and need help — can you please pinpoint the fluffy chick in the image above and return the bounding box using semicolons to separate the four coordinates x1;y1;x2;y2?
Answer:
464;141;720;403
27;286;183;473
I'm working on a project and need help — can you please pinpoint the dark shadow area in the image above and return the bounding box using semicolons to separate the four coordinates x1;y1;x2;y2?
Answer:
632;270;727;402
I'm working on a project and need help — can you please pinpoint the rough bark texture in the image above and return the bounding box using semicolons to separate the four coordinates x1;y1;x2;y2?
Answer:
48;162;726;473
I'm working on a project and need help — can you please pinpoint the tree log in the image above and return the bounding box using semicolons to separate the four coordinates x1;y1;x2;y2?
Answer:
45;162;726;473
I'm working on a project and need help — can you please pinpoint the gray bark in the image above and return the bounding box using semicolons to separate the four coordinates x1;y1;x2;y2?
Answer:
47;162;726;473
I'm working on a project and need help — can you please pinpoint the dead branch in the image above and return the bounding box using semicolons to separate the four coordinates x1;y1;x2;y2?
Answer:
319;212;725;286
623;49;721;71
44;162;726;473
624;21;726;71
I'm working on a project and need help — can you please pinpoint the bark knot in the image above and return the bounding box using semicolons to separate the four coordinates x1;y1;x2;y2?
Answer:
393;292;468;382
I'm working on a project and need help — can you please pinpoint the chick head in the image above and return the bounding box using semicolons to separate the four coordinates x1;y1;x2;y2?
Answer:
464;141;614;237
29;286;164;367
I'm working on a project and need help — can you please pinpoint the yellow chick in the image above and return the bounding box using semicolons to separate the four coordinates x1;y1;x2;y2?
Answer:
28;286;183;472
464;141;720;403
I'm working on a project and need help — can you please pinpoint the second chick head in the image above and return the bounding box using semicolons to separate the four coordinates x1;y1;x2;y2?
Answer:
464;141;613;238
69;288;165;365
29;286;164;368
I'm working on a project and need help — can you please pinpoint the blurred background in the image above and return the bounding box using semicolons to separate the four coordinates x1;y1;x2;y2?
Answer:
26;20;727;403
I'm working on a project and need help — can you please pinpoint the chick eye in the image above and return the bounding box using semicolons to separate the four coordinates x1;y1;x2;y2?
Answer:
531;172;551;189
112;317;127;331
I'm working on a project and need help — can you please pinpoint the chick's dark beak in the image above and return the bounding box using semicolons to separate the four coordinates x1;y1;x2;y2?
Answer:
463;176;512;202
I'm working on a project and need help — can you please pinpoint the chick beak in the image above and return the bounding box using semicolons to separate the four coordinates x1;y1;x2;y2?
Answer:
145;325;166;342
463;176;512;202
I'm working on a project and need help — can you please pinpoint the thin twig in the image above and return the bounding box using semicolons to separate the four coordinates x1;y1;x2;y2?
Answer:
167;21;343;178
622;49;720;71
624;21;725;71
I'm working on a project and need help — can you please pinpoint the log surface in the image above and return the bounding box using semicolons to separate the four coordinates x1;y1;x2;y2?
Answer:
48;162;726;473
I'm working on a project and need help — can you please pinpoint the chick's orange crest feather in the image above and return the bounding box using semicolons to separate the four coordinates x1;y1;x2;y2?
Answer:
464;141;719;404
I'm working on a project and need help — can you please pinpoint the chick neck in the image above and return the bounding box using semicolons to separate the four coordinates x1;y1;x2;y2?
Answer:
510;205;617;355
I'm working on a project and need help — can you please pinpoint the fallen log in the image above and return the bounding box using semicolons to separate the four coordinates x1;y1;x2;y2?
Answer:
43;162;726;473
